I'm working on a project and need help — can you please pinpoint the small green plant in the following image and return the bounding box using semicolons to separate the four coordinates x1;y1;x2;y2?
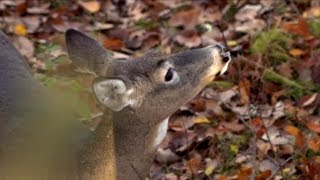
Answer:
308;18;320;38
251;29;291;64
134;19;160;30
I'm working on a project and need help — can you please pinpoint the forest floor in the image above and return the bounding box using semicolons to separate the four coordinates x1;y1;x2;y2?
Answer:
1;0;320;179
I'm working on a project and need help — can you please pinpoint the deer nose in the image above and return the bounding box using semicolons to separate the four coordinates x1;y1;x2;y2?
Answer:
215;44;227;53
213;44;231;63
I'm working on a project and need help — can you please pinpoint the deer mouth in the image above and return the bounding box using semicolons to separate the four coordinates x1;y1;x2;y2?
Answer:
204;45;232;82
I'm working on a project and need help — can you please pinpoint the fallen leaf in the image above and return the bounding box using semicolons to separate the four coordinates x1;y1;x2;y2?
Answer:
219;121;246;133
227;40;238;47
282;17;313;39
262;126;290;145
302;93;318;107
307;122;320;133
204;158;218;176
284;125;305;148
155;148;180;164
13;36;34;60
235;4;262;21
169;7;201;28
237;167;252;180
277;62;292;78
103;37;124;51
27;3;50;14
256;170;271;180
259;159;278;172
175;30;201;48
218;88;238;104
194;117;210;124
289;48;305;57
22;16;40;33
257;139;271;155
303;7;320;18
79;0;101;13
308;138;320;152
230;144;239;154
239;78;251;104
14;24;27;36
235;19;266;33
188;153;202;173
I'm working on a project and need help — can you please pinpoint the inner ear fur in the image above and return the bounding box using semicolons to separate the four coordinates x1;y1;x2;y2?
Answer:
93;78;135;111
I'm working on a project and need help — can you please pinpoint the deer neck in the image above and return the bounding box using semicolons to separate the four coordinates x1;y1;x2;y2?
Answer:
78;108;168;180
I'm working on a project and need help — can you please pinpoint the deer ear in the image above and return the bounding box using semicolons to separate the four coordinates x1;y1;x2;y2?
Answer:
65;29;111;75
93;78;134;111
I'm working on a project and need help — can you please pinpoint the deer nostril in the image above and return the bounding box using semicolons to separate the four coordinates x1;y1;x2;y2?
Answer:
222;54;230;63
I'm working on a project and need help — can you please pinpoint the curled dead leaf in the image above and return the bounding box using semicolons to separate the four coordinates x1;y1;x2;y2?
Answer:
79;0;101;13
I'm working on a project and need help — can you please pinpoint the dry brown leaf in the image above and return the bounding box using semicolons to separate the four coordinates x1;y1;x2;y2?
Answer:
103;37;124;51
188;153;202;173
257;139;271;155
79;0;101;13
308;138;320;152
175;30;201;48
282;17;313;39
284;125;305;148
277;62;292;78
169;7;201;28
307;122;320;133
219;121;246;133
239;78;251;104
236;167;252;180
256;170;272;180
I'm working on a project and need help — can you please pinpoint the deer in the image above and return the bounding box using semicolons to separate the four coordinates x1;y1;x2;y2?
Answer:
0;29;231;179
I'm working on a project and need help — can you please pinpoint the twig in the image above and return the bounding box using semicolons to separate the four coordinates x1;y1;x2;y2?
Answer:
130;164;144;180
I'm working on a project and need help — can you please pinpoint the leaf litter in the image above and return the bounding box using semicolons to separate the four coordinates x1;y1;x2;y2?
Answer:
1;0;320;179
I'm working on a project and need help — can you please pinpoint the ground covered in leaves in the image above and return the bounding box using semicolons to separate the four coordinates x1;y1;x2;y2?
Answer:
1;0;320;179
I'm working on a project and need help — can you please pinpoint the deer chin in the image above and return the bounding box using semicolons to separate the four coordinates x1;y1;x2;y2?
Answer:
202;48;231;84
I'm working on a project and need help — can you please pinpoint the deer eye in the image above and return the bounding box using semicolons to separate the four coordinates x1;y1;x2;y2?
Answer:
164;68;174;82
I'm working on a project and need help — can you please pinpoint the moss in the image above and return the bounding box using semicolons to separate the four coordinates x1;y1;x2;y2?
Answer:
251;29;290;55
262;69;319;100
308;18;320;38
134;19;160;30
